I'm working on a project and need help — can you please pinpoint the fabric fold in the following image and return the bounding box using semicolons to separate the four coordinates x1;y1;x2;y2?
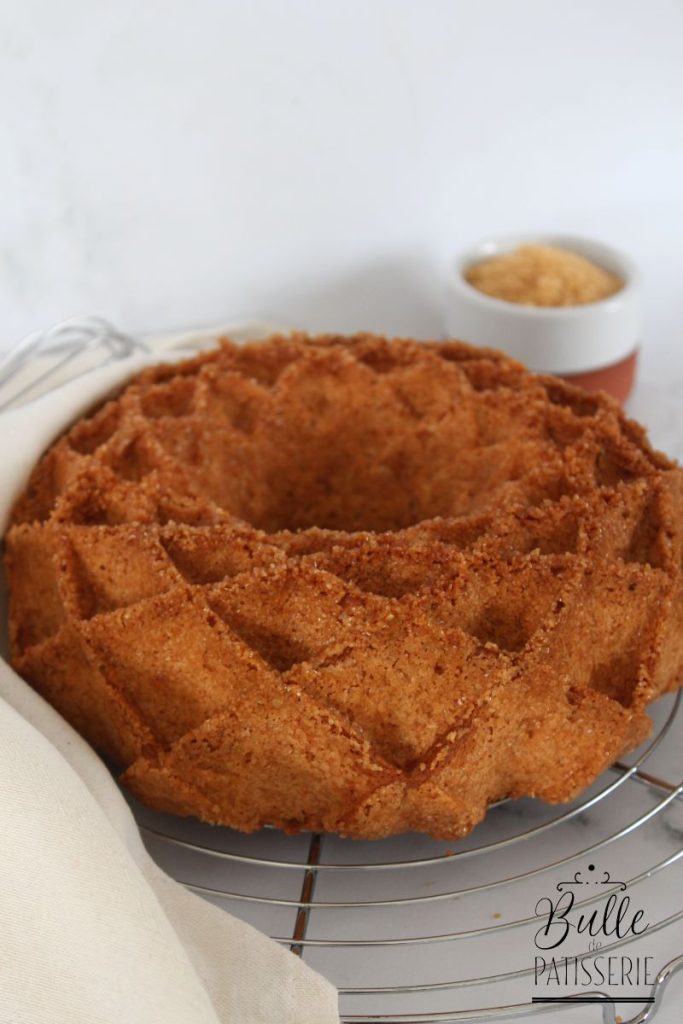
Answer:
0;665;338;1024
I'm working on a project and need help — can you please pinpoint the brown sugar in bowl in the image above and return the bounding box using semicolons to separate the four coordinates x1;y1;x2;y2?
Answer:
446;235;641;402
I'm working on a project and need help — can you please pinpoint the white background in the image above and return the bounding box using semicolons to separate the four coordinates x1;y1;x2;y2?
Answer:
1;2;682;1021
1;0;682;369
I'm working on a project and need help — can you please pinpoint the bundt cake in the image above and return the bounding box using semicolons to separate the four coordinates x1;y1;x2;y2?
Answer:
5;334;683;839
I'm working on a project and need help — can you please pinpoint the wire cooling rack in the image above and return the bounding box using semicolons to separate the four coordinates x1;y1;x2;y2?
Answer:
129;687;683;1024
3;318;683;1024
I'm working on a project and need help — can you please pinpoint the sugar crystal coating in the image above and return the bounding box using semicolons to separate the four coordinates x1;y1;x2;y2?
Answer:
5;334;683;838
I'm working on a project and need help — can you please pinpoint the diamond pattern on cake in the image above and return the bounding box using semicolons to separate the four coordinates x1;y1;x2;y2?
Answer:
5;334;683;838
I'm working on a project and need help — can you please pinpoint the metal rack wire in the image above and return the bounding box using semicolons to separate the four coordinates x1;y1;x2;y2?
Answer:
0;316;149;412
130;687;683;1024
3;318;682;1023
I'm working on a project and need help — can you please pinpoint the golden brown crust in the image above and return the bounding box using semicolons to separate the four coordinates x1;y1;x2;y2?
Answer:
5;333;683;838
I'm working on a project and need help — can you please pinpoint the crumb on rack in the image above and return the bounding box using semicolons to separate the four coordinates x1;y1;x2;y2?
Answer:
465;243;622;307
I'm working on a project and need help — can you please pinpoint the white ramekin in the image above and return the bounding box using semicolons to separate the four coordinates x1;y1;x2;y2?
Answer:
444;234;642;401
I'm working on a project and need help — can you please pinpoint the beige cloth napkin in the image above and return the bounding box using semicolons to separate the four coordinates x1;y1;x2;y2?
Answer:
0;323;339;1024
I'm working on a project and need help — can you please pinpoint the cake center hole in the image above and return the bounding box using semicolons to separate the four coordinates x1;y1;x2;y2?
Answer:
209;423;520;534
